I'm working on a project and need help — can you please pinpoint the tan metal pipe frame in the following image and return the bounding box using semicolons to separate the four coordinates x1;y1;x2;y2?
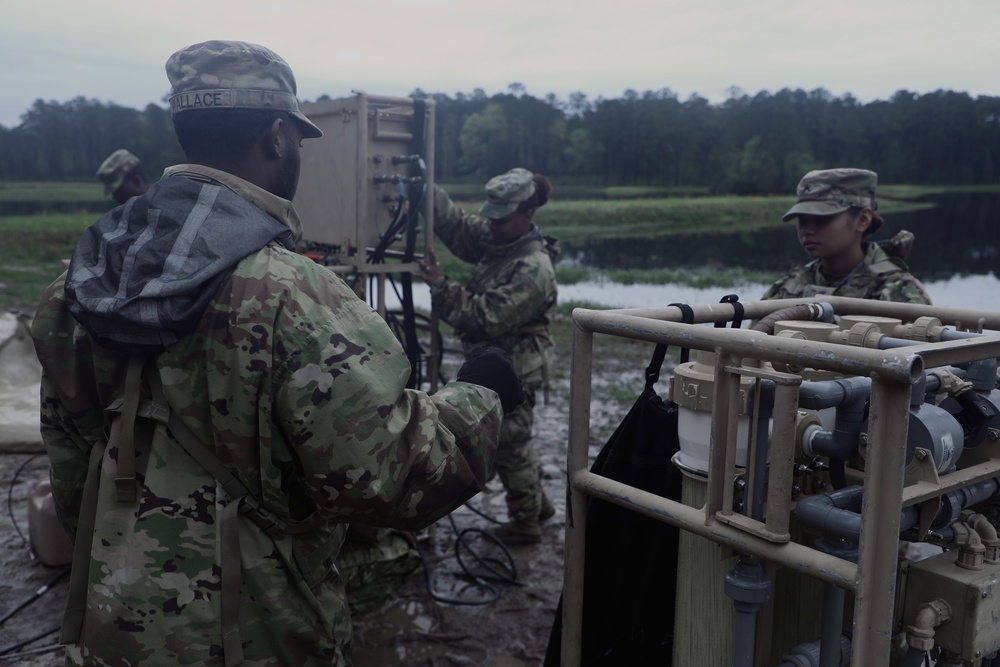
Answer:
561;298;1000;667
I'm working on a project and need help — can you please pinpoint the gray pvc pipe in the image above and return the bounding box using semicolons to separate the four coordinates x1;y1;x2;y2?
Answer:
798;377;871;411
936;477;1000;527
963;358;998;391
940;328;985;342
798;377;871;463
794;486;921;541
726;556;771;667
778;635;852;667
805;428;856;461
732;602;757;667
820;584;846;667
878;336;923;349
803;477;1000;546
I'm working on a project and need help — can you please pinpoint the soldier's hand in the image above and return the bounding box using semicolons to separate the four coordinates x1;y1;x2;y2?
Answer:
415;248;443;285
456;347;525;414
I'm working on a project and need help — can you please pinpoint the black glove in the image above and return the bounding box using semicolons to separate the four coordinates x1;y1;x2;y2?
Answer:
456;346;525;414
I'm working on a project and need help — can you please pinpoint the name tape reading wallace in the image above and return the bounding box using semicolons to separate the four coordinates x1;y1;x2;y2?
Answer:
170;89;300;113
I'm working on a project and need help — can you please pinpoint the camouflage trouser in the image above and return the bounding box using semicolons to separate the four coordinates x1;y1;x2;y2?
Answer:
338;526;420;616
494;385;541;522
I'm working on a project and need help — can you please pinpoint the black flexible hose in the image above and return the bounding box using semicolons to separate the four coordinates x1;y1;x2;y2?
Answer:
752;302;835;335
397;99;427;389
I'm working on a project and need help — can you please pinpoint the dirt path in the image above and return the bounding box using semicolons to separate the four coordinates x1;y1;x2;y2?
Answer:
0;315;666;666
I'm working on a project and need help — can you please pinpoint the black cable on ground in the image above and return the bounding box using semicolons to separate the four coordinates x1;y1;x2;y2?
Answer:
408;502;521;607
452;525;520;588
0;565;70;628
0;623;61;657
460;501;502;525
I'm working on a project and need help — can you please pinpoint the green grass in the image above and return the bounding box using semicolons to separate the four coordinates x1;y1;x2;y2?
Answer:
448;195;940;246
555;265;589;285
4;181;998;312
0;213;92;311
0;181;104;202
437;182;707;202
878;183;1000;199
604;266;776;288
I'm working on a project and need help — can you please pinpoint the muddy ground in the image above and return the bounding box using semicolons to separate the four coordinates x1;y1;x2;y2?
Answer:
0;314;667;666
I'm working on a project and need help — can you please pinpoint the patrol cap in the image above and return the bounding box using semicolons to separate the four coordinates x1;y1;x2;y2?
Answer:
783;168;878;223
96;149;140;195
479;168;536;219
165;40;322;139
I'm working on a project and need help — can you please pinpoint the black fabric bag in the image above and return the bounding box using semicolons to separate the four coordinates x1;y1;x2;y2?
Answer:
544;342;683;666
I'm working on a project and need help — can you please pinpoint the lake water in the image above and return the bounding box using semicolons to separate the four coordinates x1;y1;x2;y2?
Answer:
398;273;1000;314
557;192;1000;280
394;191;1000;314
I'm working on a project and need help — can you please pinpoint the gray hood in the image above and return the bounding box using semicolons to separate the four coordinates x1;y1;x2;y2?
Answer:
65;175;294;355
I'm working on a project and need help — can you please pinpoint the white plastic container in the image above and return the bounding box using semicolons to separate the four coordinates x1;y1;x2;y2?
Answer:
28;475;74;566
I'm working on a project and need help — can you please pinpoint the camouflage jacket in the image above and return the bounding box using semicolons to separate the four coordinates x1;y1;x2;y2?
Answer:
429;187;559;387
31;165;503;666
760;231;932;304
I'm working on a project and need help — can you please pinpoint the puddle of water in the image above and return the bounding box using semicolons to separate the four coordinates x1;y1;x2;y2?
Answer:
352;598;447;666
352;642;448;666
356;598;438;644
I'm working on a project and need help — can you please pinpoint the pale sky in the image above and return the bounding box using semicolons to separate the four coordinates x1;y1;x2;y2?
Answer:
2;0;998;129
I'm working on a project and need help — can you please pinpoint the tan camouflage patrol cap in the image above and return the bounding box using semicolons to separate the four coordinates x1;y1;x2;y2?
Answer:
782;168;878;222
479;168;536;219
165;40;322;139
96;149;140;195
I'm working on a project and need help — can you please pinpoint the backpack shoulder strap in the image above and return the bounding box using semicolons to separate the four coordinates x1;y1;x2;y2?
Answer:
64;356;327;667
59;440;106;644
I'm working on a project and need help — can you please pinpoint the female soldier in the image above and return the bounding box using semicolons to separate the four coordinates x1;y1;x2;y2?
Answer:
417;168;559;544
762;168;931;304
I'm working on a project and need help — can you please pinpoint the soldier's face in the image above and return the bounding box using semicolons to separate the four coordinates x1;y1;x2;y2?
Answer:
796;211;864;259
277;121;304;201
112;175;148;205
488;209;532;244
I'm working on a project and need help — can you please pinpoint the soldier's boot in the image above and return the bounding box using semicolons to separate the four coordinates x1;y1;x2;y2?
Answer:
490;518;542;545
538;492;556;522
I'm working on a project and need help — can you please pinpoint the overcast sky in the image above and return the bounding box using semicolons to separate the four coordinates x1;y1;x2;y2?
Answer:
2;0;998;129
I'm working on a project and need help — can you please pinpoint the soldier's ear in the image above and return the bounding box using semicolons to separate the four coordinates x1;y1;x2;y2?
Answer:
263;117;285;161
854;208;873;234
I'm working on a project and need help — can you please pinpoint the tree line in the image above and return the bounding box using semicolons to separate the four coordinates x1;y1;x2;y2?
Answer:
2;86;999;195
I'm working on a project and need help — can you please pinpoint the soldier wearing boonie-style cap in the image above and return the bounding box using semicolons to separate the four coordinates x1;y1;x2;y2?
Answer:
479;167;537;218
761;167;930;304
95;148;148;204
417;167;561;546
33;39;513;667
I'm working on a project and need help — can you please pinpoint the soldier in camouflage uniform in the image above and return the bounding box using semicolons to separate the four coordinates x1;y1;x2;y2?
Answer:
96;148;149;205
31;40;521;667
761;168;931;304
416;168;559;545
